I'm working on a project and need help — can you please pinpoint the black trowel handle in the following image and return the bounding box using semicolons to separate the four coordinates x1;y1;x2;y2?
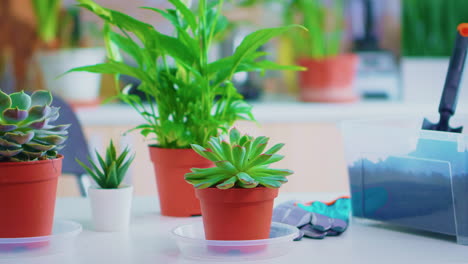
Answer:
439;25;468;117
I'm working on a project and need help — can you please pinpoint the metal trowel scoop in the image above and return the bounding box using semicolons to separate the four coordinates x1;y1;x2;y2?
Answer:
422;24;468;133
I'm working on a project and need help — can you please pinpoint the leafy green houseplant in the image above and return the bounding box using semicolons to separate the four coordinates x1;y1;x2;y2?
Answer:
71;0;303;217
0;90;68;238
77;140;135;232
32;0;106;106
32;0;62;49
284;0;357;102
186;128;293;240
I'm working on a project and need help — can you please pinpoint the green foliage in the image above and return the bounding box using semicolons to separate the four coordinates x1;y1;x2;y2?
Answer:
285;0;345;59
403;0;468;57
32;0;84;48
185;128;293;189
32;0;62;44
70;0;304;149
76;140;135;189
0;90;69;162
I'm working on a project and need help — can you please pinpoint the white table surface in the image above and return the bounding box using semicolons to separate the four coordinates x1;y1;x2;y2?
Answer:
4;192;468;264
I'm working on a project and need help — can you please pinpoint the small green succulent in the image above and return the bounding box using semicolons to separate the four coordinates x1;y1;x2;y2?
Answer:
0;90;69;162
185;128;293;189
76;140;135;189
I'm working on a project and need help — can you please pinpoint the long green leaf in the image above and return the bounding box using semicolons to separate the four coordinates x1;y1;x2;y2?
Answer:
76;158;103;187
214;25;305;86
67;62;151;82
168;0;197;31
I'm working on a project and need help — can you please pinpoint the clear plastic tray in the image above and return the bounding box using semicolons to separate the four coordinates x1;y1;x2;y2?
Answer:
341;116;468;245
0;220;82;259
172;221;299;261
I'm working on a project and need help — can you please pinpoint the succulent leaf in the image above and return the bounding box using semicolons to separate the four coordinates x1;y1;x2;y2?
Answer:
31;90;53;106
35;135;67;145
0;91;68;162
29;119;48;129
26;105;51;123
236;172;256;185
0;137;21;148
2;108;28;123
4;131;35;144
9;91;31;110
25;143;56;151
45;124;71;132
0;124;17;132
22;150;45;159
229;128;241;145
186;129;292;189
47;107;60;122
216;176;237;189
0;148;22;157
0;90;12;112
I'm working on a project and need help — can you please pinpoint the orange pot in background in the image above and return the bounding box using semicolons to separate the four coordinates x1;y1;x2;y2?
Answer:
195;187;279;240
0;156;63;238
149;147;213;217
297;54;358;102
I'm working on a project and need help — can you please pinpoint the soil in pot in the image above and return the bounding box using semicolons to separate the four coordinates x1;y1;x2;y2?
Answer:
149;147;213;217
0;156;63;238
297;54;358;102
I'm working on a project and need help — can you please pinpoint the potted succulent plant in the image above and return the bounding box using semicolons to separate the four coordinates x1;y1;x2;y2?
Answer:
0;90;69;237
185;128;293;240
32;0;106;107
70;0;303;217
284;0;358;102
76;140;135;232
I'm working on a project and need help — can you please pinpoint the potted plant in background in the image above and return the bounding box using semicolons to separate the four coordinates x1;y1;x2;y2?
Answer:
32;0;106;107
284;0;358;102
0;90;69;237
402;0;468;104
77;140;135;232
71;0;303;217
185;128;293;240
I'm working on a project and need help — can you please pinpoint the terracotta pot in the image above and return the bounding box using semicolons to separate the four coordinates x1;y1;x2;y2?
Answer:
149;147;213;217
297;54;358;102
0;156;63;237
196;187;279;240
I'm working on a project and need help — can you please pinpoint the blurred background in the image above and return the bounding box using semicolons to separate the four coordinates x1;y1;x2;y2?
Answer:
1;0;467;196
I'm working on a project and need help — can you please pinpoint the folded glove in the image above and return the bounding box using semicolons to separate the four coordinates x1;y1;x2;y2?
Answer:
272;197;350;240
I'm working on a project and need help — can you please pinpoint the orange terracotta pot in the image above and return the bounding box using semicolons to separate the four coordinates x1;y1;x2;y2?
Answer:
149;147;213;217
0;156;63;238
297;54;358;102
196;187;279;240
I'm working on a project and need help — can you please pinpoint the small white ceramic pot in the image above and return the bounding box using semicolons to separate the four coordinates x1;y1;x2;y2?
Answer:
37;47;106;105
88;185;133;232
